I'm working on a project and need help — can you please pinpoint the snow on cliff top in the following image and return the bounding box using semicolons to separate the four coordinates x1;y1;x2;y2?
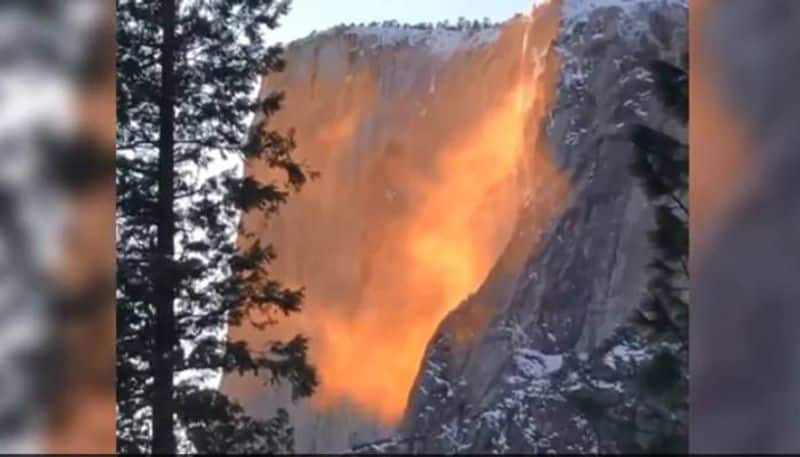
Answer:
287;0;687;58
290;22;503;59
349;25;501;58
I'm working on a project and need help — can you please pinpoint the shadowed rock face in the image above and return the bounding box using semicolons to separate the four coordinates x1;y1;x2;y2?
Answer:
225;0;687;453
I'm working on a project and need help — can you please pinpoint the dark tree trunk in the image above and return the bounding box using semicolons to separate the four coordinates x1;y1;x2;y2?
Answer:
153;0;176;453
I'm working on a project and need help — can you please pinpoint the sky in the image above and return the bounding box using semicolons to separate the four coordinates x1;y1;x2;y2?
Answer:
268;0;538;45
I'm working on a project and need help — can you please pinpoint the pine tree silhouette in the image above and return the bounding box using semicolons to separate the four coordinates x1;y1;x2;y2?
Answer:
117;0;318;453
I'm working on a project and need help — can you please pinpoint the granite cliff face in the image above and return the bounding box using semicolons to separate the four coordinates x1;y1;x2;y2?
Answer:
396;0;688;453
226;0;687;453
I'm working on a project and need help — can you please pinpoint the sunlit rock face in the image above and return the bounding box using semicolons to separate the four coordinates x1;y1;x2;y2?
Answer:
225;0;687;453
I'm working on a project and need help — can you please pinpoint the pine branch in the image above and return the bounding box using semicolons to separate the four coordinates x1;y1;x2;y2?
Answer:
669;193;688;217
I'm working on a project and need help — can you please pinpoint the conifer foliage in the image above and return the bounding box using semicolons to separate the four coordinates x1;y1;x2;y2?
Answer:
626;58;689;453
630;59;688;342
116;0;317;453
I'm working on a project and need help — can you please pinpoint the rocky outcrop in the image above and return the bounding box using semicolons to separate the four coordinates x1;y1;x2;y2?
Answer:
227;0;687;453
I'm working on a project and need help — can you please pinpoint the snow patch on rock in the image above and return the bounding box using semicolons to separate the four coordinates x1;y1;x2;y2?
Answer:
293;24;502;60
563;0;688;28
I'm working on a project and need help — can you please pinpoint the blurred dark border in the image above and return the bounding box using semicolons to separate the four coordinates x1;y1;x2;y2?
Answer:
691;0;800;453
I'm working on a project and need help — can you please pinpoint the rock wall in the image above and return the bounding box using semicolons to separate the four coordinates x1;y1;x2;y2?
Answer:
224;0;687;453
226;11;543;453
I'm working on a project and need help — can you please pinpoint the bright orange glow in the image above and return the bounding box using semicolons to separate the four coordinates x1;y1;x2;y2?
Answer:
226;0;567;426
303;84;533;421
316;110;360;148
